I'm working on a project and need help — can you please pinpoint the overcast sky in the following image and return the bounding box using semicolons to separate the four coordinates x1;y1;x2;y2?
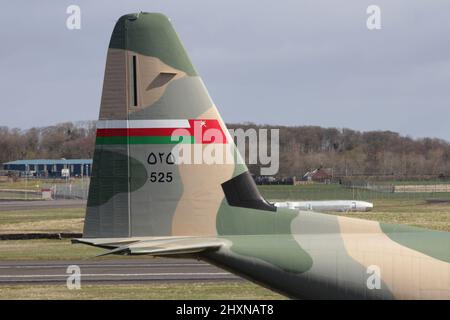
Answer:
1;1;449;141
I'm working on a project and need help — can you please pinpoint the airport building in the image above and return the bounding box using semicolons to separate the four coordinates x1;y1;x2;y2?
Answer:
2;159;93;178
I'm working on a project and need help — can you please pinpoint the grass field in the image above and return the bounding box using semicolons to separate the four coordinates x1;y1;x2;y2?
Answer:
0;178;90;201
0;282;284;300
0;239;104;260
0;179;50;191
259;183;450;201
0;178;80;191
332;199;450;231
0;208;84;234
384;180;450;186
0;191;42;200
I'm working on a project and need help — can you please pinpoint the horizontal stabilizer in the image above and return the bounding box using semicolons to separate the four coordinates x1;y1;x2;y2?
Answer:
73;236;226;257
72;237;142;249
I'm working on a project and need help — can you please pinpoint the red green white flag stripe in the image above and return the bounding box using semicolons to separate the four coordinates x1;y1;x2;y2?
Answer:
96;119;228;145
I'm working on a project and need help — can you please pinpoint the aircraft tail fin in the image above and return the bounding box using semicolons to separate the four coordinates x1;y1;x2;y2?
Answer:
83;13;275;240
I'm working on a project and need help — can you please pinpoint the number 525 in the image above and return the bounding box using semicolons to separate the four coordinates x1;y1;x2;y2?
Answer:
149;172;173;183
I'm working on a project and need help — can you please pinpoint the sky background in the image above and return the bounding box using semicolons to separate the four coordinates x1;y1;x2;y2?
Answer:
1;1;449;141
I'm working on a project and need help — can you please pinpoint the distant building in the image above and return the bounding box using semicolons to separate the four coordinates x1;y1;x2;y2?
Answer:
2;159;92;178
303;168;333;183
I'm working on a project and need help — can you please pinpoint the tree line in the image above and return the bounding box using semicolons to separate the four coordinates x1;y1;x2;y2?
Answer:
0;121;96;164
229;123;450;178
1;121;450;178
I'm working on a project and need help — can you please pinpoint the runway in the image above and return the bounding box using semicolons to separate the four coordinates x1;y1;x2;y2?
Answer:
0;199;86;211
0;258;240;284
0;201;239;284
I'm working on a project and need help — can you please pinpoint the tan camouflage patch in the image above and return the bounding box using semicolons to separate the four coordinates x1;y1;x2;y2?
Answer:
99;49;128;120
337;216;450;299
171;161;234;236
127;52;186;112
171;107;235;236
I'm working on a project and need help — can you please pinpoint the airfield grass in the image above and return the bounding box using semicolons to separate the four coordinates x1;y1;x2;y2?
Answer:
0;208;84;234
0;178;60;200
0;239;105;260
0;282;283;300
0;178;81;191
259;183;450;201
332;199;450;231
381;180;450;186
0;191;42;200
0;180;45;191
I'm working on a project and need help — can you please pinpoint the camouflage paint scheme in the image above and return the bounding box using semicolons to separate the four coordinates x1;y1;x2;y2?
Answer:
76;13;450;299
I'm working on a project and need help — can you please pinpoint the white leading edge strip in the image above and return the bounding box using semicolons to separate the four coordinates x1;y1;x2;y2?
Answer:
96;120;190;129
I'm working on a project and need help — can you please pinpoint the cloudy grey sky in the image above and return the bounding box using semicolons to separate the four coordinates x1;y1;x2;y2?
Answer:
1;1;449;140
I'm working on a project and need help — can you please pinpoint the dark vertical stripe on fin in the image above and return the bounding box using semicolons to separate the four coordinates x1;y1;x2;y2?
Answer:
131;55;138;106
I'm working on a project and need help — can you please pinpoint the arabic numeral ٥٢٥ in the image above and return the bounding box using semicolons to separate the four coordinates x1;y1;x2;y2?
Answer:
149;172;173;183
147;152;175;165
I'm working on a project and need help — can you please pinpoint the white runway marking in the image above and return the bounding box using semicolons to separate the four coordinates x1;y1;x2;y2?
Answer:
0;263;207;269
0;259;240;284
0;272;231;278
